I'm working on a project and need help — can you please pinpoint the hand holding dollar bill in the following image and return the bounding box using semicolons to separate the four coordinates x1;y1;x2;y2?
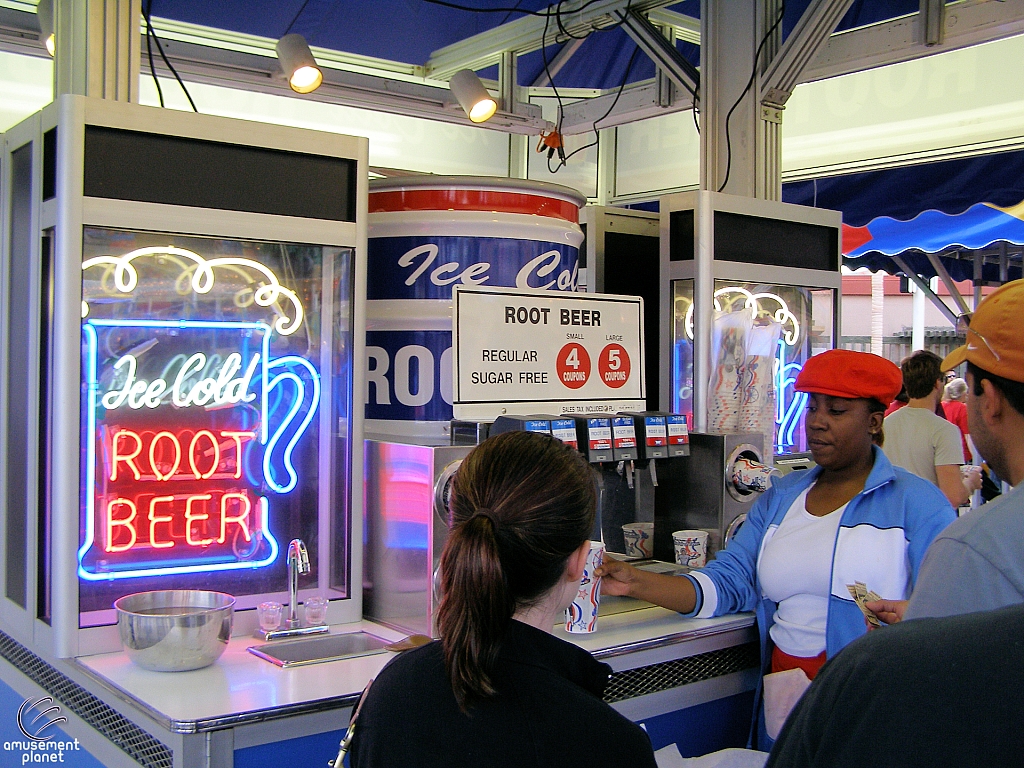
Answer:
847;581;883;629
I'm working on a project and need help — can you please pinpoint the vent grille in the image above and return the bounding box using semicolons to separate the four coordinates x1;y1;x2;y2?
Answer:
0;630;173;768
604;642;760;703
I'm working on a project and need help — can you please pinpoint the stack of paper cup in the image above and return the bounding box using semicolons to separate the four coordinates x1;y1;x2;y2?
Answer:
621;522;654;559
565;542;604;634
672;530;709;568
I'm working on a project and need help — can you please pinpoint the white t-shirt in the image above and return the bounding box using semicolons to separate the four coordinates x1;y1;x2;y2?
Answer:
759;489;846;658
883;406;965;486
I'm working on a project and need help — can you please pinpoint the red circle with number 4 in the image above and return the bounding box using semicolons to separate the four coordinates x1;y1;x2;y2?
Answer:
598;344;630;388
556;343;591;389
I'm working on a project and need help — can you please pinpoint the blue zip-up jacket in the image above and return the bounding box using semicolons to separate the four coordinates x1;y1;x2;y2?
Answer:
681;447;955;747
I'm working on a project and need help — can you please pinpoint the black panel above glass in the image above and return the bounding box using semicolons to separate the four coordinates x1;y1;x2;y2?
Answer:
84;126;357;222
714;211;838;271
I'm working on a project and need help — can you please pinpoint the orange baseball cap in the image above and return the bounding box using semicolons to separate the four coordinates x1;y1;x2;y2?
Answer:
795;349;903;404
942;279;1024;383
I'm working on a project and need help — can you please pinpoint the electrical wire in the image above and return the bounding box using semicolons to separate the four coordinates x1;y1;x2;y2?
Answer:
283;0;313;36
142;0;198;112
716;2;785;193
143;0;164;108
549;43;640;173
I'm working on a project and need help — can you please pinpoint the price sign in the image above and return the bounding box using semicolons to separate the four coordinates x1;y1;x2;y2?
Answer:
452;286;645;420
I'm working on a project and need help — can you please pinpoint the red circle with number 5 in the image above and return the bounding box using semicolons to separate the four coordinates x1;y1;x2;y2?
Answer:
598;344;630;388
556;343;591;389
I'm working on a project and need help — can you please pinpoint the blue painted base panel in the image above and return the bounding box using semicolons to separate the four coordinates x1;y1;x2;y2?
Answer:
640;691;756;757
234;692;755;766
0;676;106;767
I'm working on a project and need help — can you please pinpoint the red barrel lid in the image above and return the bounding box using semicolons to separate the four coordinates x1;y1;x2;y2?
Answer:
369;176;587;223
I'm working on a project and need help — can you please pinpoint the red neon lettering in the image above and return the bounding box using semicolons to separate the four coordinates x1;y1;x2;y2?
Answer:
149;431;181;481
188;430;220;480
220;431;256;479
111;430;143;481
148;495;175;549
105;498;138;552
219;493;252;543
185;494;214;546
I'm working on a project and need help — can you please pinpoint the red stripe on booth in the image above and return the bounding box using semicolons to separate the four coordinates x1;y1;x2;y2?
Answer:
369;189;580;223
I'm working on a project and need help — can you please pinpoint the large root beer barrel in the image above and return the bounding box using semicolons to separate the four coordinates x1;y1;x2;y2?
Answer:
366;177;586;438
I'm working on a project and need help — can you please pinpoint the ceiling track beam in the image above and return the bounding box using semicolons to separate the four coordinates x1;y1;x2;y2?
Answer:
558;77;692;135
644;7;700;45
615;8;699;99
802;0;1024;84
759;0;855;109
142;41;550;134
425;0;679;80
531;36;585;87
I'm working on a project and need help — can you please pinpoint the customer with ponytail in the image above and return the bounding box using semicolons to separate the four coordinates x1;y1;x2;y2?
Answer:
350;431;656;768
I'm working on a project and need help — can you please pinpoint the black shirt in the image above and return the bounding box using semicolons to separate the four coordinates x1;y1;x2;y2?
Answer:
767;603;1024;768
349;620;657;767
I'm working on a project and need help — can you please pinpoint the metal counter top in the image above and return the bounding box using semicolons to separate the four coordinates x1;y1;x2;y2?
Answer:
75;607;755;734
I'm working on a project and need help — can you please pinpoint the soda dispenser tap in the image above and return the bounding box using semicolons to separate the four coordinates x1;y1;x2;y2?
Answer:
287;539;310;629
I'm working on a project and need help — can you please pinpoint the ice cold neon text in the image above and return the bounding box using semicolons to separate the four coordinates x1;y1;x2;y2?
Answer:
397;244;578;291
101;352;259;410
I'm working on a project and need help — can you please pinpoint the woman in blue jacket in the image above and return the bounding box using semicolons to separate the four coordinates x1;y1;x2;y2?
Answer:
596;349;956;749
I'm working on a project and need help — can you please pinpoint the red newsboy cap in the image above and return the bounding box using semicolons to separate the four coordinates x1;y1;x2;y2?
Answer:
795;349;902;404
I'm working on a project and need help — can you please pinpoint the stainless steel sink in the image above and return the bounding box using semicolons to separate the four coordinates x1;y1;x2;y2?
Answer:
248;631;391;668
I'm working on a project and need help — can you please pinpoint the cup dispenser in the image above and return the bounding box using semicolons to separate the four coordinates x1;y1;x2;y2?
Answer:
652;432;780;562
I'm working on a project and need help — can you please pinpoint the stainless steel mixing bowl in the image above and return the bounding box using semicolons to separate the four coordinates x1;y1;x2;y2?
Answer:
114;590;235;672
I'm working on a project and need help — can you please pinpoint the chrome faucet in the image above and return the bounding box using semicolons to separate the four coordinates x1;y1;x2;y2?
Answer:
286;538;310;629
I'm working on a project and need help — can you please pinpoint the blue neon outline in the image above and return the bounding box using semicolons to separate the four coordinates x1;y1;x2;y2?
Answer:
263;356;321;494
774;339;807;452
78;319;282;580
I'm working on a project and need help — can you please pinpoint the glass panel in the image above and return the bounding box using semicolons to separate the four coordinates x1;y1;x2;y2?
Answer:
78;227;353;626
670;279;694;423
669;279;836;456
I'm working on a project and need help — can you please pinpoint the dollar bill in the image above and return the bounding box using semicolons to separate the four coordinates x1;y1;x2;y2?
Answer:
847;582;882;628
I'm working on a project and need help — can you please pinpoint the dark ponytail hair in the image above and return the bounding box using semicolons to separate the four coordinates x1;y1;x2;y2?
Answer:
437;431;596;711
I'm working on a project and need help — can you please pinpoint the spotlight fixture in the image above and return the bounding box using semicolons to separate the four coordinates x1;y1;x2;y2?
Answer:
37;0;54;57
449;69;497;124
276;33;323;94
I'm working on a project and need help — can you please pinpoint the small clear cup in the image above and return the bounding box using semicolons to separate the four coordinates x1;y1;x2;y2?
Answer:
257;601;283;632
304;596;328;626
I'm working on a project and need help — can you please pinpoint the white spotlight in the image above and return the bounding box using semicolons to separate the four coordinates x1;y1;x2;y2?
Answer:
38;0;54;57
449;69;497;124
276;33;323;94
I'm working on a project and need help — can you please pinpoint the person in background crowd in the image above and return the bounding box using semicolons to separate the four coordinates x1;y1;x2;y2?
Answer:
349;431;657;768
595;349;955;750
882;350;980;507
883;385;908;417
941;376;972;462
768;280;1024;768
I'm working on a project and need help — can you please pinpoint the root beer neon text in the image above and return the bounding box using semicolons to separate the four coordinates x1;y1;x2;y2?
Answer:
78;318;320;581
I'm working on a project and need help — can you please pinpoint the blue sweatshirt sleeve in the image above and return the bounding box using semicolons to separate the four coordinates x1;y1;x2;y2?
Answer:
682;484;783;618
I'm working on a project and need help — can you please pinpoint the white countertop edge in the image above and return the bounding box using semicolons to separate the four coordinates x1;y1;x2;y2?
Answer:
75;609;757;733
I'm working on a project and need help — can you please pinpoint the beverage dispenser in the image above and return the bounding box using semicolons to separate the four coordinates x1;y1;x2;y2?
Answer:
659;191;841;460
0;95;368;658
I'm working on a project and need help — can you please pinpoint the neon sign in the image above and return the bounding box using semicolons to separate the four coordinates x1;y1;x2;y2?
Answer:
675;286;809;452
79;246;321;581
